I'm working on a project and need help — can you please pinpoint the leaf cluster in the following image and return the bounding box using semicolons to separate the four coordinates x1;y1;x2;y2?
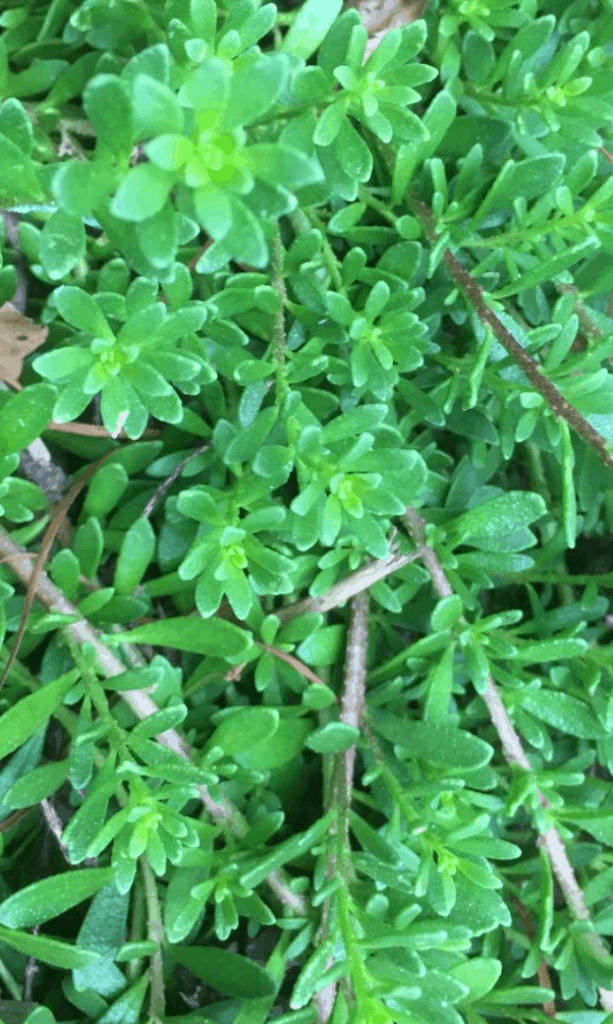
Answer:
0;1;613;1024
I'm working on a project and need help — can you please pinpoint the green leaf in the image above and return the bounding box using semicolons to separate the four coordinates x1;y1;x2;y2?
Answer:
74;883;129;996
0;671;79;761
223;407;277;464
449;958;502;1004
135;202;178;268
54;285;115;341
0;99;33;156
39;211;86;281
483;985;555;1006
52;160;97;219
110;164;174;223
423;643;456;724
107;616;252;663
83;74;133;152
511;638;587;663
167;946;277;999
0;131;43;201
493;240;598;299
430;595;463;632
95;973;149;1024
208;707;279;756
0;868;114;928
121;44;171;87
472;154;566;226
282;0;343;60
246;143;322;191
0;924;102;970
447;492;546;550
0;384;57;458
519;689;604;738
113;517;156;595
132;74;184;139
370;711;493;771
224;195;268;268
322;404;387;443
239;812;335;890
84;463;129;518
304;721;360;753
3;758;69;809
297;625;345;667
224;54;290;129
235;719;311;770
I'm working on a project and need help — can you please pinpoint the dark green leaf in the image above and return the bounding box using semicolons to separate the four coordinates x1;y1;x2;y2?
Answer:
0;868;114;928
107;616;252;663
167;946;276;999
0;925;102;970
520;689;604;738
0;671;79;761
370;711;493;771
0;385;57;458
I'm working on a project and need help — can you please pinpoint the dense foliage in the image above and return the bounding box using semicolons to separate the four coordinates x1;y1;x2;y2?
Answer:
1;0;613;1022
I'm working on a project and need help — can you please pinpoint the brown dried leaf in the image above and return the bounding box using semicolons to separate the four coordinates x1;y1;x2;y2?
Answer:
0;302;48;388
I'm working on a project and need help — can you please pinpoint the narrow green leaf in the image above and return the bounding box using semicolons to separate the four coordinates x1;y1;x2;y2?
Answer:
511;638;587;663
3;758;69;809
167;946;277;999
0;671;79;761
107;616;253;663
369;711;493;771
0;925;101;970
472;154;566;227
492;240;598;299
423;643;456;724
0;868;114;928
113;517;156;595
239;812;334;890
520;689;603;738
559;419;577;549
281;0;343;60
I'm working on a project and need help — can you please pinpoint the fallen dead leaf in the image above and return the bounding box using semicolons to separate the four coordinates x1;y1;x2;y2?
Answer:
0;302;48;388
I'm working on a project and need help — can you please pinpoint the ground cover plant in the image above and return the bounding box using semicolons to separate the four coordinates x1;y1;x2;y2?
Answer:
1;0;613;1022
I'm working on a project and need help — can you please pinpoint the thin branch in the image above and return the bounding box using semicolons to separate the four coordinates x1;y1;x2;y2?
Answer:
337;594;369;815
314;595;370;1024
40;799;70;862
411;198;613;477
22;929;39;1002
278;548;420;622
554;283;607;342
0;527;307;917
140;857;165;1024
271;228;289;407
142;444;209;519
403;506;613;1013
512;896;556;1018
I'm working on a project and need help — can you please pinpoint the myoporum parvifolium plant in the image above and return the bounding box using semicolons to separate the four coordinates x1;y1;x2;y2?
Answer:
1;0;613;1023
